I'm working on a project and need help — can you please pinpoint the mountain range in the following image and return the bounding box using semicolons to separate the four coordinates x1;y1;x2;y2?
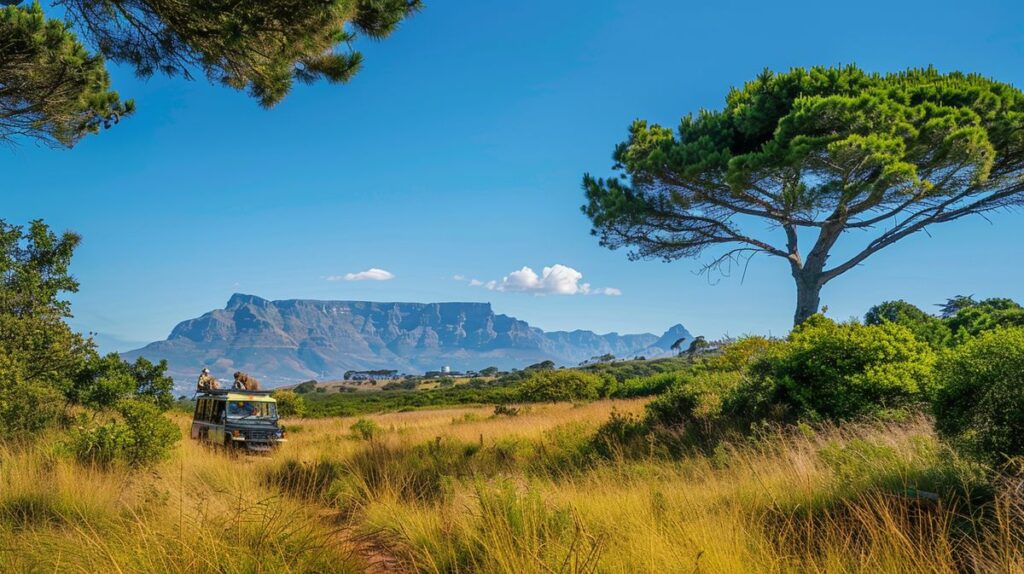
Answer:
121;294;692;387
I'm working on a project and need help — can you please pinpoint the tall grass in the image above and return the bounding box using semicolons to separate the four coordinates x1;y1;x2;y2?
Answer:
270;405;1018;573
0;429;363;573
4;401;1023;573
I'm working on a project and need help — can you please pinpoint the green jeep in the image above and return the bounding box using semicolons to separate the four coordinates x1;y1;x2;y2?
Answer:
191;389;287;452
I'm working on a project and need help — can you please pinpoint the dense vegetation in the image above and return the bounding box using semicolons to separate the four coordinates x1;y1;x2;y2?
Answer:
0;220;178;466
584;297;1024;468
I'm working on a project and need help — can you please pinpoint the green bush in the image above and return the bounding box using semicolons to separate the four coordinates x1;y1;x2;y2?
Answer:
68;353;175;412
946;298;1024;338
350;418;382;440
591;410;651;459
615;371;686;398
516;370;601;402
68;399;181;467
643;370;746;450
0;377;64;439
742;316;936;423
0;351;64;438
645;370;744;428
865;300;951;349
706;336;781;372
934;328;1024;465
271;389;307;417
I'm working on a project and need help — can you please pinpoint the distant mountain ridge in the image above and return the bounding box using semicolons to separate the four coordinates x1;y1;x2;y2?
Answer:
122;294;692;386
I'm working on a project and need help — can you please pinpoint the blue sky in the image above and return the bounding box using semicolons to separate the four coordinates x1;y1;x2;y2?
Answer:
6;0;1024;352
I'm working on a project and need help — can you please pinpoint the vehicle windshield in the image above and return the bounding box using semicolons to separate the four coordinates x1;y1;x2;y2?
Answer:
226;401;277;419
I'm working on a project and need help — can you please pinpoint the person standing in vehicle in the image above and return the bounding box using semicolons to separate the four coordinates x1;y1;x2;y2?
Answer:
197;367;219;391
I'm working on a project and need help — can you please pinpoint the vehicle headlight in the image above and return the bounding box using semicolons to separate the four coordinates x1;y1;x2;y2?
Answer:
232;430;242;438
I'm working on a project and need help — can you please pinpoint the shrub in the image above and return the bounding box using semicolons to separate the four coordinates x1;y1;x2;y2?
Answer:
350;418;382;440
67;400;181;467
706;336;781;372
271;390;307;417
70;354;175;412
615;371;686;398
934;328;1024;465
946;298;1024;338
591;409;651;459
493;404;520;417
516;370;601;403
864;300;951;349
743;315;936;423
0;356;64;438
645;370;744;428
644;370;745;448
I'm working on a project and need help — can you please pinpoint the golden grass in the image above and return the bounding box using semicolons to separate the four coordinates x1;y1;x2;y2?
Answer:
3;400;1023;573
0;429;363;573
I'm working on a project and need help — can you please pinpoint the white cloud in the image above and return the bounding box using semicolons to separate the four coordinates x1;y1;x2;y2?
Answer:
452;274;466;281
463;264;620;296
328;268;395;282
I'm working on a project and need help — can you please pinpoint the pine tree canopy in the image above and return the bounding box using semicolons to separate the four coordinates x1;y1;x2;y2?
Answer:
0;0;420;146
583;66;1024;324
57;0;421;107
0;2;131;147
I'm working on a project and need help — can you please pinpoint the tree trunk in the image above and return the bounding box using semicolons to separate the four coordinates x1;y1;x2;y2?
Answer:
793;273;823;325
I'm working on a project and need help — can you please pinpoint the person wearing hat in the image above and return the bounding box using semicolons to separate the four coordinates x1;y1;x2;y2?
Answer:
197;367;218;391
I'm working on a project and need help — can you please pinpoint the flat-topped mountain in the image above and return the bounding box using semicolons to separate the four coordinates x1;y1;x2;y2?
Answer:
122;294;692;386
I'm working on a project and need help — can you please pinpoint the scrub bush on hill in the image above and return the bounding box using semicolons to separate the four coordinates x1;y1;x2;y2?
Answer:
302;384;518;417
645;371;744;439
272;390;307;417
934;328;1024;466
580;356;691;381
738;315;936;423
705;336;781;371
615;371;687;398
597;337;778;455
516;370;602;402
599;320;938;457
638;336;775;429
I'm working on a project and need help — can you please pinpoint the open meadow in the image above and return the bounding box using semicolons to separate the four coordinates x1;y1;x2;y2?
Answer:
3;398;1023;573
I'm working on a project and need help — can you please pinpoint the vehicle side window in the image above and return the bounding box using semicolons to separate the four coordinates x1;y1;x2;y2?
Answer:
201;399;211;422
214;401;225;423
194;399;205;421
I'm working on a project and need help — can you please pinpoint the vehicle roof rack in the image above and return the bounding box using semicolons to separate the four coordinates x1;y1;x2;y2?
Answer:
198;388;274;396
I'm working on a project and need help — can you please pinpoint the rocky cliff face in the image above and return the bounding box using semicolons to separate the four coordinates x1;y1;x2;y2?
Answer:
122;294;692;386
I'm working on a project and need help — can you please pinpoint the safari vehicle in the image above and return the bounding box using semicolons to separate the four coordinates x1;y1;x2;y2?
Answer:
191;389;286;452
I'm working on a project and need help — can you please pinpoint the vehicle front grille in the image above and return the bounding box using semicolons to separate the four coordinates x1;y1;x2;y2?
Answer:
246;430;274;441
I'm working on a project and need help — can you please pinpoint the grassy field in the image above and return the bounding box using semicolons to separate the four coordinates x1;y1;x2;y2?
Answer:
2;399;1022;573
